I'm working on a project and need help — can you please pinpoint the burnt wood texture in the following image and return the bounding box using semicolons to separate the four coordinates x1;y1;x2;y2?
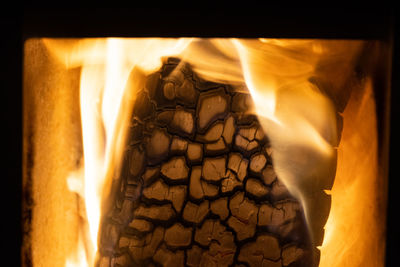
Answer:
97;58;315;267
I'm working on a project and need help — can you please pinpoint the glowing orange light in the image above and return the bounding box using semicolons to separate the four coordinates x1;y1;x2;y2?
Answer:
40;38;383;267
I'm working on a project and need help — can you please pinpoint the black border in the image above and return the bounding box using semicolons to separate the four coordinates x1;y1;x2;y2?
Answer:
2;7;23;267
22;8;393;39
386;8;400;267
2;7;398;267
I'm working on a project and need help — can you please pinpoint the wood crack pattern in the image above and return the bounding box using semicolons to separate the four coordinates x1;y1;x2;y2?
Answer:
98;58;316;267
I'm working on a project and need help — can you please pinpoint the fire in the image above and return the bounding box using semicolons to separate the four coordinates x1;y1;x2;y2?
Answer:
38;38;385;267
233;39;338;251
319;78;385;267
43;38;192;266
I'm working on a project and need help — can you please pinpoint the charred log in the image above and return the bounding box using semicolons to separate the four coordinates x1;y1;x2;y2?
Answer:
98;58;322;267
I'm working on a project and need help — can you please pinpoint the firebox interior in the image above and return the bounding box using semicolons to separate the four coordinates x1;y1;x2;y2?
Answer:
22;38;389;267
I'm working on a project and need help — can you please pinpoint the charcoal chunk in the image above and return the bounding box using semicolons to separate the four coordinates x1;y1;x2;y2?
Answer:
142;166;160;187
176;79;198;107
258;204;274;227
129;147;145;177
232;92;253;113
255;126;265;141
194;219;234;250
154;246;185;267
187;142;203;164
282;245;304;266
125;184;141;200
112;253;134;266
132;90;155;120
238;234;281;266
195;219;215;246
134;204;175;222
161;157;189;182
128;219;153;233
204;138;228;155
187;245;204;267
157;110;174;126
239;126;258;141
189;166;219;199
221;170;243;194
170;136;188;155
228;153;248;182
271;180;290;201
143;180;186;212
196;122;224;143
259;201;300;228
203;239;236;266
202;157;226;182
183;201;209;224
164;223;192;247
228;192;259;240
171;108;194;135
222;115;235;145
189;166;204;199
129;227;165;261
210;198;229;220
146;128;171;163
261;165;277;185
246;178;269;198
197;88;230;132
235;134;259;153
163;82;176;100
249;153;267;175
202;180;219;198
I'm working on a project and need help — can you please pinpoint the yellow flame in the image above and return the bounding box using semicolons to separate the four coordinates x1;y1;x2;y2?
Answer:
44;38;193;266
232;40;278;124
65;233;87;267
42;38;382;267
319;78;385;267
232;40;339;252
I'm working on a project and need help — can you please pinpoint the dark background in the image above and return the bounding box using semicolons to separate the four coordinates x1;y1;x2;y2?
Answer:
1;7;398;266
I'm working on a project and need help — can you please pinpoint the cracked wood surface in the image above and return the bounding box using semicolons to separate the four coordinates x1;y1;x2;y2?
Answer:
98;58;316;267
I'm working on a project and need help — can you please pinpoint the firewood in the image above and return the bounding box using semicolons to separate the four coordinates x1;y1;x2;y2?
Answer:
98;58;316;267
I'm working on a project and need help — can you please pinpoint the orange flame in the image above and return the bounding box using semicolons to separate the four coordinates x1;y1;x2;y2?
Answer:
44;38;193;266
232;39;339;249
319;78;385;267
41;38;384;267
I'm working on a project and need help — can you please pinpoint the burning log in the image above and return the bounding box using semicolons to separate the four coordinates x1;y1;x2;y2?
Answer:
97;58;316;267
22;38;388;267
